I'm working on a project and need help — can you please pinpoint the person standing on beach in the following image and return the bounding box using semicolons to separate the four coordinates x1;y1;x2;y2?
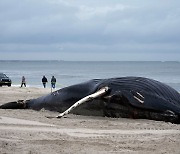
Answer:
51;76;56;89
21;76;26;87
42;76;48;88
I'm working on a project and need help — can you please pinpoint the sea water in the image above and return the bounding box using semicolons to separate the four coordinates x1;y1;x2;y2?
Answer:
0;61;180;91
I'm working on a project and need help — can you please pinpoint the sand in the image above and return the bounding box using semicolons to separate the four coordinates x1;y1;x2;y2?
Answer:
0;87;180;154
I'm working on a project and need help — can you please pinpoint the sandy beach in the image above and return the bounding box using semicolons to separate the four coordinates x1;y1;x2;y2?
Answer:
0;87;180;154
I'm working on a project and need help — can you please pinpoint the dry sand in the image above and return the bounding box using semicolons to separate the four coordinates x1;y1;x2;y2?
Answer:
0;87;180;154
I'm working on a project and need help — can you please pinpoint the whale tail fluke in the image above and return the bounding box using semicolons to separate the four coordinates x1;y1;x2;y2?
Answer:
0;100;27;109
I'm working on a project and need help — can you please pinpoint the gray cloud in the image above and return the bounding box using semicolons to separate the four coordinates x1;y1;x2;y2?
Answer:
0;0;180;60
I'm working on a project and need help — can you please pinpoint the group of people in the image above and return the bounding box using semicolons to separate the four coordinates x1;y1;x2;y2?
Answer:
21;75;57;88
42;75;56;88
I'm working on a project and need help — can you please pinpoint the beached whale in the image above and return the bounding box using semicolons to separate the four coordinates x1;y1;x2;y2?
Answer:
0;77;180;123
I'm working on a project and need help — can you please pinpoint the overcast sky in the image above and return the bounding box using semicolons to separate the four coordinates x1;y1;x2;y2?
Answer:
0;0;180;61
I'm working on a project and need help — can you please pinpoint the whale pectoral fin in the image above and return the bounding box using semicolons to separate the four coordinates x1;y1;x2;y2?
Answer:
0;100;27;109
47;87;110;119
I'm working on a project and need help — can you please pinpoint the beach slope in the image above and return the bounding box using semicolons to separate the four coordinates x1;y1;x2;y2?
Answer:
0;87;180;154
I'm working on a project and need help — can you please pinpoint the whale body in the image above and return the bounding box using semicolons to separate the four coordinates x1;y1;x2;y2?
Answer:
1;77;180;123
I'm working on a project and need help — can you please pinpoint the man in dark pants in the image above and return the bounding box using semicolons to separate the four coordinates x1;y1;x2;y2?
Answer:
51;76;56;89
21;76;26;87
42;76;48;88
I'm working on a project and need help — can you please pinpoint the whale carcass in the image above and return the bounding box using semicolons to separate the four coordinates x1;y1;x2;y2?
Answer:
0;77;180;123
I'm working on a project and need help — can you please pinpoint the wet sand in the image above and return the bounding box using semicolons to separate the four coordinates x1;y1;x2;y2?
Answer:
0;87;180;154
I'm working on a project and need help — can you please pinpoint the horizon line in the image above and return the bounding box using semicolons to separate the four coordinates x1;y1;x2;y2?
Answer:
0;60;180;62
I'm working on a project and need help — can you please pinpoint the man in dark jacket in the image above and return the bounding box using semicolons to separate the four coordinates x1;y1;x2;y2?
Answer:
51;76;56;89
42;76;48;88
21;76;26;87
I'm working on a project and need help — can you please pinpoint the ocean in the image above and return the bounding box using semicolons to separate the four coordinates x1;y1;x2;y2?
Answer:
0;61;180;91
